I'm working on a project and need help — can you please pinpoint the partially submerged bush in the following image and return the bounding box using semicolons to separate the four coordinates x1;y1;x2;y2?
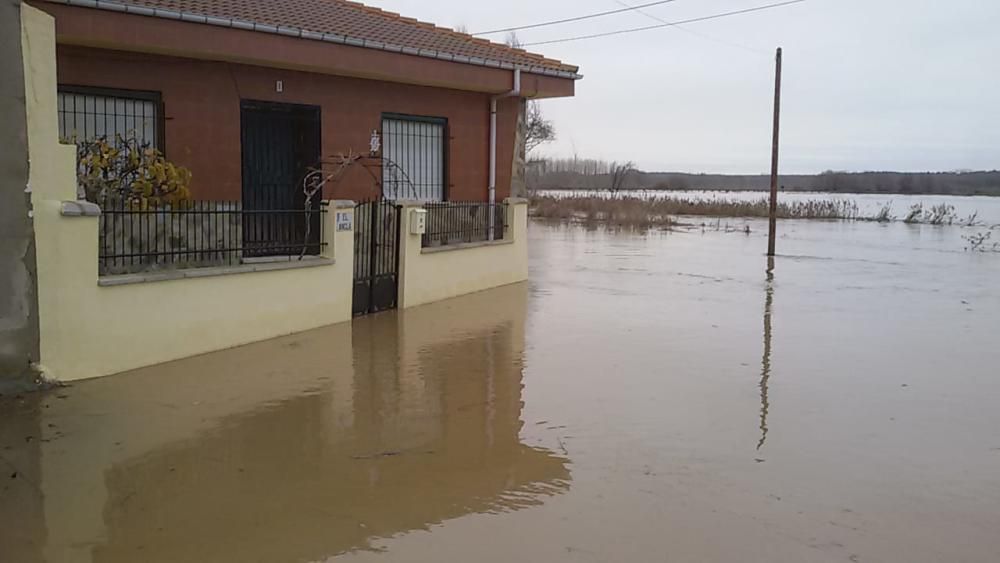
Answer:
529;194;860;225
964;228;1000;253
530;195;673;230
868;202;895;223
903;203;959;225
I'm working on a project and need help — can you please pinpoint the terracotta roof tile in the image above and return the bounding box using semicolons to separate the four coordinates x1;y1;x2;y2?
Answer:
49;0;580;76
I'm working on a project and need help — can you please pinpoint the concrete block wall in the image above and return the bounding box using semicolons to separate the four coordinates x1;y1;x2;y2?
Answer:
397;199;529;310
35;200;354;381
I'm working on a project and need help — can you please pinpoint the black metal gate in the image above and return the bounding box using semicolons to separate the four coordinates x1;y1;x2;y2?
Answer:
353;198;401;316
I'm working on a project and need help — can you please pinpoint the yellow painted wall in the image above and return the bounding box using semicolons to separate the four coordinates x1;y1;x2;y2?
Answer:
23;5;354;381
398;200;529;309
35;210;352;381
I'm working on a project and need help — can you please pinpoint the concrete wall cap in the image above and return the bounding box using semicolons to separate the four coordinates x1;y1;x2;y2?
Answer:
97;257;335;286
504;197;529;205
394;200;425;208
330;199;356;209
60;200;102;217
420;238;513;254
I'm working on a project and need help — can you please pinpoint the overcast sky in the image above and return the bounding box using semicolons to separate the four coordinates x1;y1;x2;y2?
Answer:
368;0;999;174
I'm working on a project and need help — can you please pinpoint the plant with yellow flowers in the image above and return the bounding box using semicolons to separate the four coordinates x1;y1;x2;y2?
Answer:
73;134;192;208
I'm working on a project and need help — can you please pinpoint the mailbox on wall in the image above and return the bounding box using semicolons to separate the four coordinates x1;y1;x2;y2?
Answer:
409;208;427;235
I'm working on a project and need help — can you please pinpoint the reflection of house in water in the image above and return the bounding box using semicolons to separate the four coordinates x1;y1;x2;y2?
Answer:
3;283;569;563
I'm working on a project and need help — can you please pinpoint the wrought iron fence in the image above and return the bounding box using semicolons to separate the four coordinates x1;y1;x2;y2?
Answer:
421;201;507;248
98;199;326;276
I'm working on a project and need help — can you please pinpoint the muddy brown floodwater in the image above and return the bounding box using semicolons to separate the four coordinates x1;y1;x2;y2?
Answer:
2;219;1000;562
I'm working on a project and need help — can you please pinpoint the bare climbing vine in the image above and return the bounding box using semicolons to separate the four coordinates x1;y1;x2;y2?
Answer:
295;150;419;258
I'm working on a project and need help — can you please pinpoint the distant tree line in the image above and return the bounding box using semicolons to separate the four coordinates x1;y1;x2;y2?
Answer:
531;157;614;176
527;159;1000;196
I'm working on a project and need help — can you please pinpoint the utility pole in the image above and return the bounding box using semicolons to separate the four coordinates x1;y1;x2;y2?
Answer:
767;47;782;257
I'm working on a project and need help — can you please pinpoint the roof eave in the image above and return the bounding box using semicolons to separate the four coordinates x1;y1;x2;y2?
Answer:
46;0;583;80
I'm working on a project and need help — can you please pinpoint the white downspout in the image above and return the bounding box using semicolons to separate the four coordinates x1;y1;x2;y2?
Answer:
489;68;521;240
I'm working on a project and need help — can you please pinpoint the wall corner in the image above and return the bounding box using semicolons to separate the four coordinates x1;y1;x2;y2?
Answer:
510;98;528;198
1;0;42;391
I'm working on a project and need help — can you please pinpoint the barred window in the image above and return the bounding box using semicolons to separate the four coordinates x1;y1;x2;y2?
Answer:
381;114;446;201
57;86;162;149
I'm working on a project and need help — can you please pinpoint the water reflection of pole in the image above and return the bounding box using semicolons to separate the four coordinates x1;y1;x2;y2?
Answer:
757;256;775;451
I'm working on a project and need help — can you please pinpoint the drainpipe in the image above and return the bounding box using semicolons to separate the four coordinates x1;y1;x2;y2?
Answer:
489;68;520;240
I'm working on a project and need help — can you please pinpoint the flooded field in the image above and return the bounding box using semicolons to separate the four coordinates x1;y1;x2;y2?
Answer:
3;219;1000;562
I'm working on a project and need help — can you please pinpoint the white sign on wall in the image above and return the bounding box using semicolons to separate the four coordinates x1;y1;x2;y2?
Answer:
336;211;353;232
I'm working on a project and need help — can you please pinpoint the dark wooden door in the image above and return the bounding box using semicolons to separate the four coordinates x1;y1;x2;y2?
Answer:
240;100;321;257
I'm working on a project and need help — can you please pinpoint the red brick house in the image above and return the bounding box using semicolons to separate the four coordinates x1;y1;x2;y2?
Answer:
31;0;580;205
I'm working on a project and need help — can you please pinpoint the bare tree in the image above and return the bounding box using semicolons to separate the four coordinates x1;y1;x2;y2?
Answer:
525;102;555;154
609;161;636;196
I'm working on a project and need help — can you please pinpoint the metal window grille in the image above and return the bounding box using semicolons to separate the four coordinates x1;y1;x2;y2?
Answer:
421;201;507;248
57;86;162;149
98;200;326;276
381;114;446;201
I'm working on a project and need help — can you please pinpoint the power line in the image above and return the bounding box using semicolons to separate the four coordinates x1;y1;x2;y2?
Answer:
474;0;681;35
613;0;769;56
521;0;809;47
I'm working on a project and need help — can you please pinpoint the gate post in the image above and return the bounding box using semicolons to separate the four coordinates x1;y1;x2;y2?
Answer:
395;200;425;310
329;200;355;314
327;200;355;259
505;197;529;281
